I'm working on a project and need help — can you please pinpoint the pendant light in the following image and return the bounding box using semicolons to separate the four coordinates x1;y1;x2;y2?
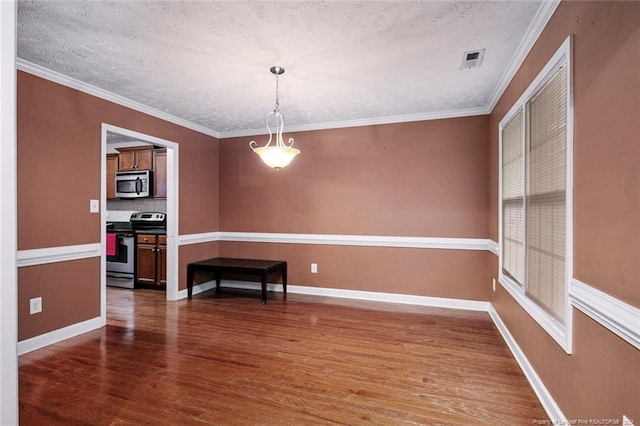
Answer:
249;66;300;170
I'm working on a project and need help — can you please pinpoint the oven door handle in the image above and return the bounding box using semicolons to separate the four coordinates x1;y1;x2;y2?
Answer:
135;177;142;195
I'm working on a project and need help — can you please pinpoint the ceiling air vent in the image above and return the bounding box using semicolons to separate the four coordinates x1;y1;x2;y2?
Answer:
461;49;485;69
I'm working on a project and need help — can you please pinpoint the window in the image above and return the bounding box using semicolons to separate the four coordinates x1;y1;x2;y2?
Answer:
499;36;573;352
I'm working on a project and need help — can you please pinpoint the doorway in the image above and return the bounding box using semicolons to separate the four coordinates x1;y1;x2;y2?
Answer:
100;124;180;323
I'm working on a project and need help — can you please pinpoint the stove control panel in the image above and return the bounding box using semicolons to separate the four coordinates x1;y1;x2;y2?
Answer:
130;212;166;222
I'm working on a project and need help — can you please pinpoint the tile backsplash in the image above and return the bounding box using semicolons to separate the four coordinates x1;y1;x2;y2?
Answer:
107;198;166;214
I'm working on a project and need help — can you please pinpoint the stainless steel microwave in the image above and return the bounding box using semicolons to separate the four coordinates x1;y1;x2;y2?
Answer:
115;170;153;198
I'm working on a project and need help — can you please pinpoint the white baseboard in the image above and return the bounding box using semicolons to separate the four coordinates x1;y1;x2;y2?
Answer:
177;280;217;299
17;316;104;356
488;306;567;423
289;284;492;311
179;279;491;312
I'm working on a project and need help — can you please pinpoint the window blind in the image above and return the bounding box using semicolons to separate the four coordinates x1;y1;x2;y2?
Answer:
502;109;525;285
526;65;567;324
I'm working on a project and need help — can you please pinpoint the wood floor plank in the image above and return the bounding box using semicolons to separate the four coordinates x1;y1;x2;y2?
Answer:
19;287;548;425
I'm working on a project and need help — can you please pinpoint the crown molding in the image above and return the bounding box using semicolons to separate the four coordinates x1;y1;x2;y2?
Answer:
17;0;560;144
485;0;561;113
16;59;221;139
219;107;489;139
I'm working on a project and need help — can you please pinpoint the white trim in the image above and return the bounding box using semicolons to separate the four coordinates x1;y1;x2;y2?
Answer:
570;279;640;350
17;59;491;141
177;280;218;299
17;243;101;267
497;36;573;353
0;0;18;423
488;306;567;424
17;317;103;356
17;59;220;139
220;107;489;139
178;231;221;246
486;0;561;112
499;275;569;351
13;233;497;269
488;240;500;256
288;284;490;311
182;279;491;312
179;231;496;252
100;124;181;308
220;232;492;250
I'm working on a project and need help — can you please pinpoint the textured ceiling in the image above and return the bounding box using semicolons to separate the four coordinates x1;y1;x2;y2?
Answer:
17;1;546;137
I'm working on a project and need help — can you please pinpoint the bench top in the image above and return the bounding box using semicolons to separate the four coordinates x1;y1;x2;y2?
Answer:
187;257;286;272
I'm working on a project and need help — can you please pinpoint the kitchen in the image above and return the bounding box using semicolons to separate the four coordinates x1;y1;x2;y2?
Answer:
105;133;168;291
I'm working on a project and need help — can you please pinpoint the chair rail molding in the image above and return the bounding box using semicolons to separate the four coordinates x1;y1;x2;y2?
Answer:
17;243;101;268
178;231;497;252
570;278;640;350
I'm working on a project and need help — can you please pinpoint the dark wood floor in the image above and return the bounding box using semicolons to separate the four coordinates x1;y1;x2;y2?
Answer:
19;287;548;425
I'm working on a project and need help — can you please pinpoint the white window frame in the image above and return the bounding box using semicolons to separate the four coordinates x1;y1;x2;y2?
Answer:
498;36;574;353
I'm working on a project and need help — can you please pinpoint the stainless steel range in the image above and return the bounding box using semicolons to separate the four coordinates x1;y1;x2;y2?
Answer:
106;212;166;289
106;221;135;288
129;211;166;231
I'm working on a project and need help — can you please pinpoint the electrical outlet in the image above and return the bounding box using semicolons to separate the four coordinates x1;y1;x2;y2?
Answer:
311;263;318;274
30;297;42;315
90;199;99;213
492;278;496;292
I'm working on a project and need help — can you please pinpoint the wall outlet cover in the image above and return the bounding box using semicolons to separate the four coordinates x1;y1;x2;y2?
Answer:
30;297;42;315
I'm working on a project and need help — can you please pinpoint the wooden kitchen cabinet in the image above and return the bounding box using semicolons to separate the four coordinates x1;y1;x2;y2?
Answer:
153;149;167;198
136;234;166;288
117;147;153;171
106;154;119;199
157;235;167;285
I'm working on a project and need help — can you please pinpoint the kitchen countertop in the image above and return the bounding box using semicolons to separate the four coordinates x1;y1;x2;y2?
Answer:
134;229;167;235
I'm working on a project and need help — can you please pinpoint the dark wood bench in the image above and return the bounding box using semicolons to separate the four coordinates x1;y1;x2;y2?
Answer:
186;257;287;304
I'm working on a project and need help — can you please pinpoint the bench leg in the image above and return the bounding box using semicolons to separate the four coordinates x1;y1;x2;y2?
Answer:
187;266;194;298
215;272;221;294
282;263;287;294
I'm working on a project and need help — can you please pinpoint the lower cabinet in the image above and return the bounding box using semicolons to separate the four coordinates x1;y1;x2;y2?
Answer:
136;234;166;288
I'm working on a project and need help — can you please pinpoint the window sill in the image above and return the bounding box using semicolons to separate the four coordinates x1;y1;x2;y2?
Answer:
499;274;572;354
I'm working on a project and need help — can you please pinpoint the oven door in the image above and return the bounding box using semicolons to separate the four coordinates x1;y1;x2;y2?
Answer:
106;233;135;275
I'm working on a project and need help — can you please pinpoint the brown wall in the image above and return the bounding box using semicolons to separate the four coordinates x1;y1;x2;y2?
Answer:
17;258;100;341
220;242;492;301
489;1;640;420
17;71;219;339
221;118;489;237
219;117;492;301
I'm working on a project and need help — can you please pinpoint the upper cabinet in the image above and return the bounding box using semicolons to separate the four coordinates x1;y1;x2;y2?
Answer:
107;146;167;199
153;149;167;198
106;154;119;199
117;147;153;171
